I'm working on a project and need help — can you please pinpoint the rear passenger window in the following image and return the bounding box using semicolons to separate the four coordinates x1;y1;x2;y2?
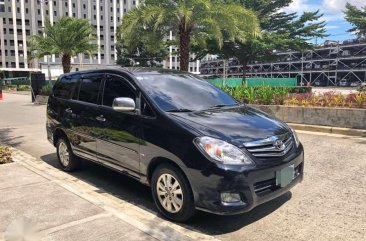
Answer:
53;75;79;99
78;74;103;104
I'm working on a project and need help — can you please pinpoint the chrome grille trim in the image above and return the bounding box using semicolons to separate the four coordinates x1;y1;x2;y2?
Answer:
244;132;293;158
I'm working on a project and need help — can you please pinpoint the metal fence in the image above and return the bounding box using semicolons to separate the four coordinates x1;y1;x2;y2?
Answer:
207;78;298;87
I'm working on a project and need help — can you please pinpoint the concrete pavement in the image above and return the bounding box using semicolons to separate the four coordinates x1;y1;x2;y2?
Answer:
1;149;194;241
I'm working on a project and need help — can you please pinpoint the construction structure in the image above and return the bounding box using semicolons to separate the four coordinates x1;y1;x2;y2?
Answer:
200;38;366;86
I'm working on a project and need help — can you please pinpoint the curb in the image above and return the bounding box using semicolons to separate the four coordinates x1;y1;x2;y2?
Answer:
288;123;366;137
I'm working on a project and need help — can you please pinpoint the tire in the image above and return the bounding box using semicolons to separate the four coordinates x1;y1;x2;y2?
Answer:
56;136;81;172
151;164;195;222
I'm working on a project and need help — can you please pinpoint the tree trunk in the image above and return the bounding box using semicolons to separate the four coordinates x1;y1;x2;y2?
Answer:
179;27;191;72
239;59;248;85
62;54;71;73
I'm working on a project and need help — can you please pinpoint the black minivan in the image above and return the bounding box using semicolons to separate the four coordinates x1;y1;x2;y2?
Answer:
47;68;304;222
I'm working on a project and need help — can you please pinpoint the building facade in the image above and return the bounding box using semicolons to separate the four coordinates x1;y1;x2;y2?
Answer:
200;39;366;86
0;0;138;72
0;0;201;77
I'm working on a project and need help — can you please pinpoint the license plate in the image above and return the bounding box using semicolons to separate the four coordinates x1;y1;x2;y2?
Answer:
276;165;295;187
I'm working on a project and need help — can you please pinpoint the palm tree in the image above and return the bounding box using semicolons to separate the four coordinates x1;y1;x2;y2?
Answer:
29;17;97;73
121;0;260;72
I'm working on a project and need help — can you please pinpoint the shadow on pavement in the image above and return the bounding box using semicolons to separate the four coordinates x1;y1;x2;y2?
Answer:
40;153;291;235
0;128;24;147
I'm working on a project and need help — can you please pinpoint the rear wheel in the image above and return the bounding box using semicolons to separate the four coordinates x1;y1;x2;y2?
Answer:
56;137;81;172
151;164;195;222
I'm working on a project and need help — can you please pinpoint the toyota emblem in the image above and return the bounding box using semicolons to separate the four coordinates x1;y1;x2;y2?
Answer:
273;139;285;151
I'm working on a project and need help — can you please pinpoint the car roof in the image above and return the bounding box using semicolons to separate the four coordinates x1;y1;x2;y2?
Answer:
62;67;190;78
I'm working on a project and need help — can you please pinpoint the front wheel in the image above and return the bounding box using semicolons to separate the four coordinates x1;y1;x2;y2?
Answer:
151;164;195;222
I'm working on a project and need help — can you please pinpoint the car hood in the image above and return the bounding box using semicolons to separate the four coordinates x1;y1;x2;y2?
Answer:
170;105;290;147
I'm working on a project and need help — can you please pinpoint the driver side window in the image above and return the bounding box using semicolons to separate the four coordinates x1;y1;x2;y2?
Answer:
102;75;136;107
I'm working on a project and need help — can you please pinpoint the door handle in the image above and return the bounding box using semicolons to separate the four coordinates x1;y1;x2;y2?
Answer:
65;108;72;114
96;115;106;122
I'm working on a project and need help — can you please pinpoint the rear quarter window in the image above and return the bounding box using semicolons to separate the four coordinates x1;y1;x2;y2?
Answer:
53;75;80;99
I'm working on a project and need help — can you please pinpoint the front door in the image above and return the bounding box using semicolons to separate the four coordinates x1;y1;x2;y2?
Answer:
96;73;141;176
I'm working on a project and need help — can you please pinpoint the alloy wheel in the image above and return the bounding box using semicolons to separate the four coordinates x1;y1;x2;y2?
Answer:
58;141;70;167
156;173;183;213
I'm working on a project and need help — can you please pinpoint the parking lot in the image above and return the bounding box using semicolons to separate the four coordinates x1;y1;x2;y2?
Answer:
1;93;365;241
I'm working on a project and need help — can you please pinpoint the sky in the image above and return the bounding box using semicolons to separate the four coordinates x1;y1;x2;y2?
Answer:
283;0;365;43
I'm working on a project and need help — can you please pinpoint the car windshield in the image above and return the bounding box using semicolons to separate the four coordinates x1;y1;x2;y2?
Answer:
135;74;238;112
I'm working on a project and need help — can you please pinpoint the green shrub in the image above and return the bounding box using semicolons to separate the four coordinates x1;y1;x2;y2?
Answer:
17;85;31;91
40;85;52;96
357;83;366;92
218;85;293;105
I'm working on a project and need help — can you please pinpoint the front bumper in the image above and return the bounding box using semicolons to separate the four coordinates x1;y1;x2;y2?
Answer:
191;146;304;215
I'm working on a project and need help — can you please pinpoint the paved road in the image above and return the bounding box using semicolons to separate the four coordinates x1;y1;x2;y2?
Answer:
1;93;366;241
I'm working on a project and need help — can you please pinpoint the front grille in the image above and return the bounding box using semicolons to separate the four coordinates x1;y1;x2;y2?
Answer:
244;132;294;158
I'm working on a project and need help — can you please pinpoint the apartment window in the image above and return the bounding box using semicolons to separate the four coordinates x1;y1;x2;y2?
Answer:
3;28;6;34
16;19;21;25
17;7;20;13
9;28;13;34
111;54;115;59
110;7;112;12
46;10;49;15
73;3;75;8
65;11;68;16
25;8;28;14
133;1;135;5
8;6;11;12
53;1;56;6
37;9;40;14
10;50;15;56
54;11;57;16
101;54;104;60
72;12;75;17
93;5;96;10
11;62;16;68
4;40;7;45
117;17;120;22
25;19;29;26
2;18;5;24
65;2;67;7
37;20;42;27
83;4;86;9
93;15;96;20
110;16;113;21
17;29;22;35
83;14;86;18
111;36;114;41
26;29;30;35
124;0;126;4
111;45;114;50
124;8;126;13
100;6;103;11
101;15;103;20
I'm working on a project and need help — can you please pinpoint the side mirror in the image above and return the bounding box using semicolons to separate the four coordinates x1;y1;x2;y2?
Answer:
112;97;135;112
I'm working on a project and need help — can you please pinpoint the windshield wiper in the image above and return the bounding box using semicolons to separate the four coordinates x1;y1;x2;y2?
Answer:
207;103;239;109
166;108;193;112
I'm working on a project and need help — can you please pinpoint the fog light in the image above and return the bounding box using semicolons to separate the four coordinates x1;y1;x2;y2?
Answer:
221;192;241;203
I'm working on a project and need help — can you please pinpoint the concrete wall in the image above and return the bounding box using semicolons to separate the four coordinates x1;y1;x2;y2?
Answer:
250;105;366;129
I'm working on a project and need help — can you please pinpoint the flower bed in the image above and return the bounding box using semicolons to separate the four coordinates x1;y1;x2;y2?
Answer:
284;92;366;109
0;145;12;164
219;86;366;109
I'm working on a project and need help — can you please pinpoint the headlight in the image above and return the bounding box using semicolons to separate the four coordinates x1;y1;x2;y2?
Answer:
291;128;300;148
194;136;254;165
